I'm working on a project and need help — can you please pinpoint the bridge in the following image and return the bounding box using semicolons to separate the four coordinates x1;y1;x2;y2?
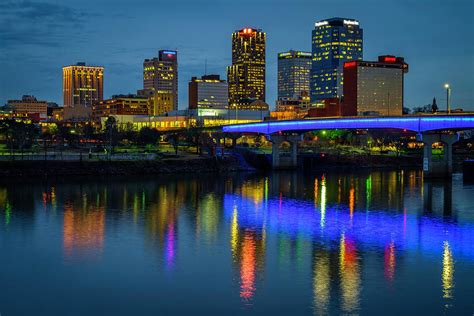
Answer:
222;115;474;177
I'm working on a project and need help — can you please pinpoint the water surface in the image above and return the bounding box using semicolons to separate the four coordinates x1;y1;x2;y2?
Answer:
0;171;473;315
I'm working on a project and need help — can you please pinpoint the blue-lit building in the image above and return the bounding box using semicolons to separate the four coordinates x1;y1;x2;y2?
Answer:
310;18;363;105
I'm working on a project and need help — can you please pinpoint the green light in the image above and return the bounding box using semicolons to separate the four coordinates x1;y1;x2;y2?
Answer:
5;201;11;226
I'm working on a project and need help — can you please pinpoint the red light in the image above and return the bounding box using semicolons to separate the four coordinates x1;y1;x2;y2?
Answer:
384;56;397;63
344;61;357;68
167;54;173;58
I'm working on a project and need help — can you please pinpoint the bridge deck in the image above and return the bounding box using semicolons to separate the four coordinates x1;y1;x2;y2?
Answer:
222;115;474;134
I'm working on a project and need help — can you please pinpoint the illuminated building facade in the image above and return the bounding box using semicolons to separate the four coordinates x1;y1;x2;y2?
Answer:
189;75;228;109
278;50;312;99
143;50;178;111
343;55;408;116
93;94;149;118
311;18;363;105
227;28;267;110
62;62;104;107
272;92;311;120
7;95;48;116
148;91;174;116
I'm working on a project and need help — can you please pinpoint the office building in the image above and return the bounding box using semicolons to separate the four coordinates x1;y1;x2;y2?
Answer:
148;91;174;116
343;55;409;116
189;75;228;109
278;50;312;99
93;94;149;118
7;95;48;116
227;28;267;110
311;18;363;104
63;62;104;107
143;50;178;111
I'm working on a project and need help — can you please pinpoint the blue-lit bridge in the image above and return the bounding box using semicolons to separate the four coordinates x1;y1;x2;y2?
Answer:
222;115;474;176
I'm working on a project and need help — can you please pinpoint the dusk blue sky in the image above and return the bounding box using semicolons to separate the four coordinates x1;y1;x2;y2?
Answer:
1;0;473;110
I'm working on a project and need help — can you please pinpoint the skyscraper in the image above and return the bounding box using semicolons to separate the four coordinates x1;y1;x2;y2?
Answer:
343;55;409;116
227;28;267;110
278;50;312;99
311;18;363;105
189;75;228;110
62;62;104;107
143;50;178;111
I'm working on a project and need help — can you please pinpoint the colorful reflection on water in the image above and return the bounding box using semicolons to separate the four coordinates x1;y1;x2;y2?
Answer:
0;171;473;315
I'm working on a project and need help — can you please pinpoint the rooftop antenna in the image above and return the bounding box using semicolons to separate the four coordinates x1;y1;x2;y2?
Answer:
204;58;207;75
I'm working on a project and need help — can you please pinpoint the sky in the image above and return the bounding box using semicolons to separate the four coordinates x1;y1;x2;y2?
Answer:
1;0;473;111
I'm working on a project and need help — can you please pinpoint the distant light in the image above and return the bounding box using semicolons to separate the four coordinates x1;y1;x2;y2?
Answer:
315;21;329;27
444;84;450;89
344;61;357;68
343;20;359;26
383;56;397;63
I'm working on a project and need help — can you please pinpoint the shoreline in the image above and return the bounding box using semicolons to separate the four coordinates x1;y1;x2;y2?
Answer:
0;152;469;177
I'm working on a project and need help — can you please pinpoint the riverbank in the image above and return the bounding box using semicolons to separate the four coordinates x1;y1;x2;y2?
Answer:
0;155;251;178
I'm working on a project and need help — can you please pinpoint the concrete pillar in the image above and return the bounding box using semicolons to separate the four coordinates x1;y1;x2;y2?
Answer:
421;133;459;178
270;134;301;169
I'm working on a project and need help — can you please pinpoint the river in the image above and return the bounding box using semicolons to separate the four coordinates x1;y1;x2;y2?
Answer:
0;170;473;315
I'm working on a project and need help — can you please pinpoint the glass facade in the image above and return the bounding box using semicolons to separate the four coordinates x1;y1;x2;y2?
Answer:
311;18;363;105
227;28;266;110
277;50;312;99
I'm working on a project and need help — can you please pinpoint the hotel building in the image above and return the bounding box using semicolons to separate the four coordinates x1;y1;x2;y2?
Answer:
62;62;104;107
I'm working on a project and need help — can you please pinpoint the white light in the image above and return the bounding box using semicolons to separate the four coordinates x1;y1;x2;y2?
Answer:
343;20;359;26
315;21;329;27
444;84;450;89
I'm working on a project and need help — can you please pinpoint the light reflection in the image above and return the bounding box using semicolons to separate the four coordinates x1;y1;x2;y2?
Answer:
384;241;396;283
442;241;454;302
231;204;239;258
240;231;256;301
339;233;360;313
63;202;105;259
349;187;355;219
313;253;330;315
320;176;327;228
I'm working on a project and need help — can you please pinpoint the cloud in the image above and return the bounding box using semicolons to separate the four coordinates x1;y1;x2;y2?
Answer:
0;0;88;48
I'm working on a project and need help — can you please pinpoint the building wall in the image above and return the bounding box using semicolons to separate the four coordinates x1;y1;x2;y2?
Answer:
356;67;404;116
8;96;48;115
189;75;228;109
93;96;149;118
149;91;174;116
62;63;104;107
227;28;266;109
277;51;311;99
311;18;363;104
343;57;407;116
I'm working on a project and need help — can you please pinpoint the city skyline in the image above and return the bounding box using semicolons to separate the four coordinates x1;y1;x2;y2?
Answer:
0;0;473;110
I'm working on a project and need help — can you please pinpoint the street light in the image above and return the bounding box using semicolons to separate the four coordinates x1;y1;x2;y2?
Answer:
444;84;451;114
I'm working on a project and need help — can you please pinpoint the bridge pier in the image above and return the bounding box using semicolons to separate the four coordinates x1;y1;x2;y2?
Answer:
420;133;459;178
270;134;301;169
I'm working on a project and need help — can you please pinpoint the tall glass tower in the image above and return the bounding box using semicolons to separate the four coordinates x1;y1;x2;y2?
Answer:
310;18;363;105
277;50;312;99
227;28;267;110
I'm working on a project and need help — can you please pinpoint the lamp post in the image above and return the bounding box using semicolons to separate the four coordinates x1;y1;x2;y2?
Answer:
444;84;451;114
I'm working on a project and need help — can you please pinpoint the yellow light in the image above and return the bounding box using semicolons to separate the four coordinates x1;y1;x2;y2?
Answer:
444;84;450;89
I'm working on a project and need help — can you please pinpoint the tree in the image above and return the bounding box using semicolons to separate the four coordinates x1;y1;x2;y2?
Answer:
165;132;180;156
104;116;118;155
137;127;161;146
